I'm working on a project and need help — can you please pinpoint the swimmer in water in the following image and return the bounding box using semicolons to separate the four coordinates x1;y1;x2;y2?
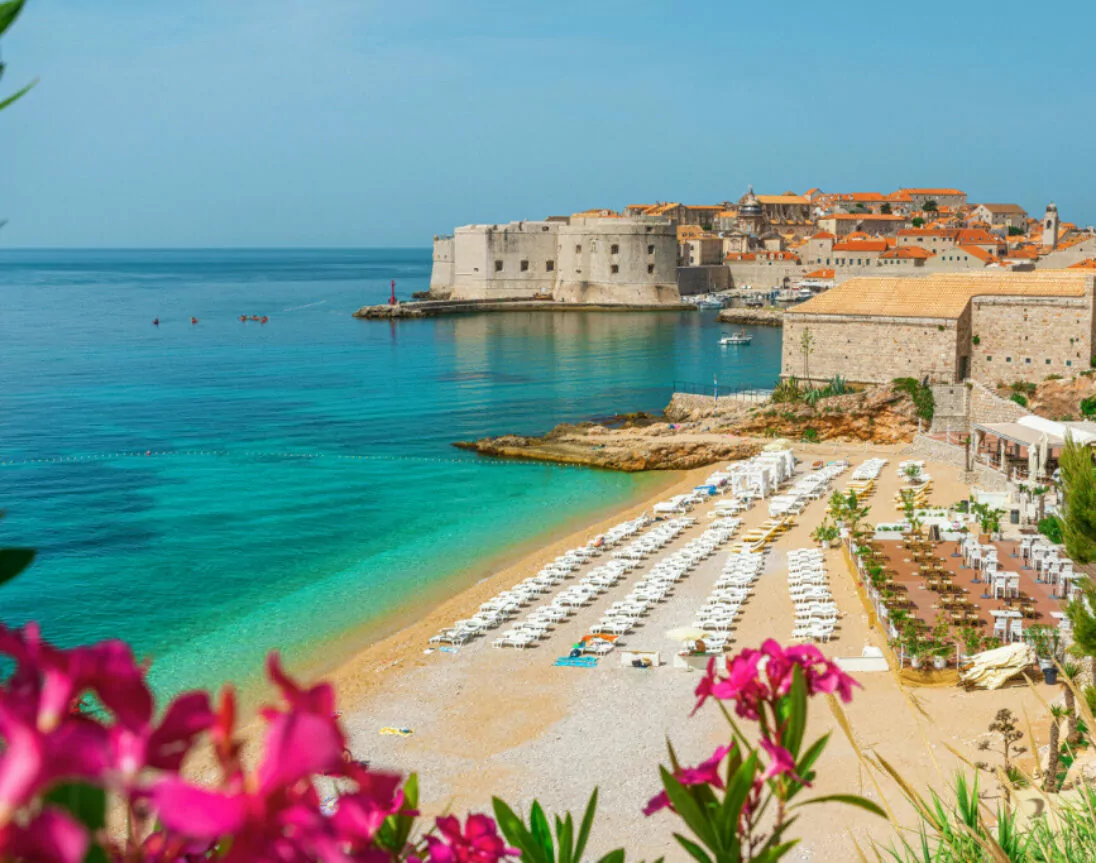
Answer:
152;318;160;326
191;317;199;324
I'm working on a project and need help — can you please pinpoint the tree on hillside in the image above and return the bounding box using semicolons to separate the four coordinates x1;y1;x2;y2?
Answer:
880;202;892;215
800;326;815;386
0;0;36;111
1008;226;1024;236
923;199;939;213
1060;434;1096;563
911;216;925;228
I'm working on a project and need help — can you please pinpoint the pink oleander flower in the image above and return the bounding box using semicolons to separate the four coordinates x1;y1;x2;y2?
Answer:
759;736;808;786
424;813;518;863
693;640;860;721
153;652;409;860
643;744;733;816
0;807;88;863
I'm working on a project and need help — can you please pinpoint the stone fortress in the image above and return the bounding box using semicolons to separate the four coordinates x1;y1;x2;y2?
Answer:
428;213;680;306
780;270;1096;386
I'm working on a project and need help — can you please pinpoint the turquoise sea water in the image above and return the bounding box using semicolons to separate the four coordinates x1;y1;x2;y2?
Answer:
0;249;781;698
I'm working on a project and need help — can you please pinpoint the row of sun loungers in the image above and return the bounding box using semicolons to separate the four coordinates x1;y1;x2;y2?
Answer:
788;548;838;642
588;518;740;641
851;458;888;481
430;514;654;647
691;548;763;653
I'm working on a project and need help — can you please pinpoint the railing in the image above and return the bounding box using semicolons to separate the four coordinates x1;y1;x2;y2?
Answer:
672;380;774;401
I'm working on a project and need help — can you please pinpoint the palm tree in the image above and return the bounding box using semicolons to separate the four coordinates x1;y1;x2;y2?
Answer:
1044;704;1068;792
1061;661;1083;746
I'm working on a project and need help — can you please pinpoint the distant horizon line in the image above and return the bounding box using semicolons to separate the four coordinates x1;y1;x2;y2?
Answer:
0;245;433;251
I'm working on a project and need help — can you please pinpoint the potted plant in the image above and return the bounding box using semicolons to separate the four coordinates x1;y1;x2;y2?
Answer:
1027;624;1061;684
811;519;839;549
956;624;983;662
898;621;927;669
904;463;925;485
931;620;952;670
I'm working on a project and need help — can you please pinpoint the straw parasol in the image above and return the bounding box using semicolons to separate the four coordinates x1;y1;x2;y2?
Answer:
665;627;707;642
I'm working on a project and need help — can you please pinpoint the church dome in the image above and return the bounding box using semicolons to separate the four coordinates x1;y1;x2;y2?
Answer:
738;185;762;217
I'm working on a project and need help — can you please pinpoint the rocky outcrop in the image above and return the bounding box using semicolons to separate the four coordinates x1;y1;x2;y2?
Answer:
664;393;763;424
353;304;427;319
732;384;921;444
716;308;783;327
1012;373;1096;421
455;420;760;471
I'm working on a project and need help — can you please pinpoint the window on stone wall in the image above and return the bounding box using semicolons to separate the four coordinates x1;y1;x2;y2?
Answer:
611;244;620;255
647;264;654;274
520;260;529;272
986;356;992;361
494;260;503;272
611;265;620;274
546;261;555;272
1046;359;1051;364
1006;357;1012;363
647;245;655;255
1067;360;1073;367
575;245;582;254
1025;358;1031;364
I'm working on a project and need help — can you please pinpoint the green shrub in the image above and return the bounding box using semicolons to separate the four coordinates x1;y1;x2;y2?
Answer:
972;335;981;345
771;376;802;404
1046;374;1063;381
1010;393;1028;407
1081;396;1096;419
801;427;820;443
892;377;935;421
804;388;824;407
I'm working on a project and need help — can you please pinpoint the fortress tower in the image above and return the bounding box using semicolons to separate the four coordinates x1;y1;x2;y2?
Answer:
1043;202;1059;249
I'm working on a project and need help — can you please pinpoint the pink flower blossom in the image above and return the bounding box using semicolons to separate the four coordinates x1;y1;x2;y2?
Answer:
424;814;517;863
0;807;88;863
759;737;808;786
643;745;733;816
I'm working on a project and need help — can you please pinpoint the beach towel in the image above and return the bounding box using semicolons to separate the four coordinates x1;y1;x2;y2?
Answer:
379;727;414;736
554;657;598;668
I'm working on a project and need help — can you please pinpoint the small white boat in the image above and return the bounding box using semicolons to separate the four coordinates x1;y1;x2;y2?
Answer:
720;331;753;346
693;294;725;309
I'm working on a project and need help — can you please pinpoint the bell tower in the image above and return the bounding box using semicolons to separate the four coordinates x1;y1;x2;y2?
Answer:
1043;202;1059;249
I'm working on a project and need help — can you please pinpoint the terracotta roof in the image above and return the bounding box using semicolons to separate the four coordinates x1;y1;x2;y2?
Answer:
808;231;836;240
898;228;960;238
804;268;835;279
804;188;820;196
821;214;907;221
725;252;756;261
977;203;1026;214
1068;259;1096;269
880;246;934;259
787;271;1090;320
900;188;965;196
684;204;723;210
1006;247;1041;260
833;240;888;252
957;245;995;262
756;195;808;205
956;228;1002;245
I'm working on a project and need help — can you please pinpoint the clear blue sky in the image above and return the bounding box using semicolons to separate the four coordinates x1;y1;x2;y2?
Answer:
2;0;1094;248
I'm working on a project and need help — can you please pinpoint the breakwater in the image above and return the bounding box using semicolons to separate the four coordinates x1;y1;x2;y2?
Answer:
716;307;784;327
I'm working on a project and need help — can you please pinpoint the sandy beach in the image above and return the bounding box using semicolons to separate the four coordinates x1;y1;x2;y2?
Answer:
293;441;1059;861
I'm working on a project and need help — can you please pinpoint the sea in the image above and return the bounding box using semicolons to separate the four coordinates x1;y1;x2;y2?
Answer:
0;248;782;699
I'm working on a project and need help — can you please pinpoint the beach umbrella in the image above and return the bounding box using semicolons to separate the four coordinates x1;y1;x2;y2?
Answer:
1027;444;1038;480
764;440;791;452
665;627;707;642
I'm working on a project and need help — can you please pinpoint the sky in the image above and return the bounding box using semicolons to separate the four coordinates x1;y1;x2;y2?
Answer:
2;0;1096;248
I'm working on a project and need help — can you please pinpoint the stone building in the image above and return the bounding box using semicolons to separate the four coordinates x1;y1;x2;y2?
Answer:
900;188;967;210
971;203;1028;230
815;213;909;237
1043;202;1060;249
781;271;1096;385
429;215;680;304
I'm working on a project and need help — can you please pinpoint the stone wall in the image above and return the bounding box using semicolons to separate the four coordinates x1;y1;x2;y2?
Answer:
929;384;970;434
969;295;1092;384
782;313;961;385
968;380;1028;425
725;260;809;290
556;218;679;305
677;265;730;296
450;221;560;300
430;236;455;296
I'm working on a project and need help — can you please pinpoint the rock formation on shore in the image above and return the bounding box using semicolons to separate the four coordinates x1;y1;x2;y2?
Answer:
716;308;784;327
353;304;427;319
454;418;760;471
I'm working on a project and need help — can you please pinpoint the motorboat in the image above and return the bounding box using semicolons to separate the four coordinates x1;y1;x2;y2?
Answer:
693;294;725;309
720;331;753;346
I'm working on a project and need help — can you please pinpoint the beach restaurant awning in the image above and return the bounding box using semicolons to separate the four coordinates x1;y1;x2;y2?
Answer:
975;416;1096;449
973;422;1063;449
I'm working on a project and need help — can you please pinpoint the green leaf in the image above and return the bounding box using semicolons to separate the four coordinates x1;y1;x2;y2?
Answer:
575;788;598;863
44;782;106;831
557;814;573;863
719;751;758;851
672;832;713;863
530;801;555;863
787;733;830;802
781;666;808;758
0;0;26;37
492;798;538;860
791;794;886;818
659;768;719;853
0;547;35;588
752;840;800;863
594;851;625;863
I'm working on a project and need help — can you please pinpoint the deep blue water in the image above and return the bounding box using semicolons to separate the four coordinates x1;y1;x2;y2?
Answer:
0;249;782;697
